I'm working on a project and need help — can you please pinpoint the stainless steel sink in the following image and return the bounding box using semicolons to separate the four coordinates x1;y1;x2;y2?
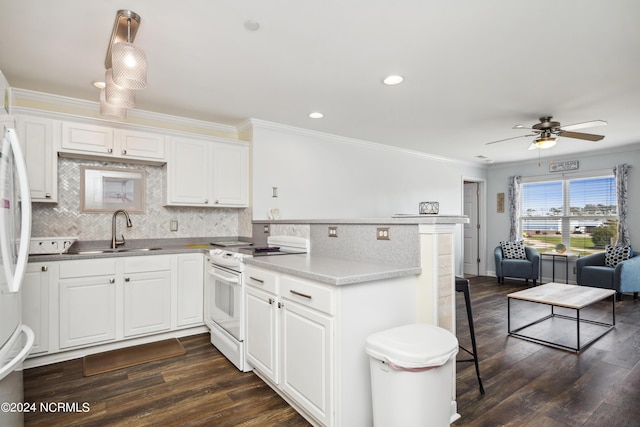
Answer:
70;247;163;255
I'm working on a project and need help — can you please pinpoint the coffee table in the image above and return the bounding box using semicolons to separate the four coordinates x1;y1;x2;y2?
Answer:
507;282;615;352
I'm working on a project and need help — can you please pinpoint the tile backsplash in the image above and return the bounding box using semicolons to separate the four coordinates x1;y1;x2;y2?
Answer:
32;157;251;240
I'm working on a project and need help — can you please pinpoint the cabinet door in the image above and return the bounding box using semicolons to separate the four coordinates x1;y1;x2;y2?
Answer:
176;254;204;327
212;143;248;206
245;286;279;383
123;270;172;337
22;263;50;355
166;136;211;205
116;129;167;161
59;276;116;348
61;122;114;155
16;116;58;202
280;300;333;426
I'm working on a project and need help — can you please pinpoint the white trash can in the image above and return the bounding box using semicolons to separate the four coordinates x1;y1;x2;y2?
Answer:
365;323;459;427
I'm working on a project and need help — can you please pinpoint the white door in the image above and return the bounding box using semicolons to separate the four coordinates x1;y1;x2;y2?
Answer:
464;182;479;276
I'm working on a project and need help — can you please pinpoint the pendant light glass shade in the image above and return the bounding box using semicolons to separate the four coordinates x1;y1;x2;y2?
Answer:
111;41;147;89
99;89;126;119
105;68;135;108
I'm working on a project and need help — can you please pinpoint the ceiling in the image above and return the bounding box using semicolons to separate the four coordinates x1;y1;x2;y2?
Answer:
2;0;640;165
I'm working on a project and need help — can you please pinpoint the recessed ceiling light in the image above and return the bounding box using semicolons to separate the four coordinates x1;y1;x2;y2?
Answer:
244;20;260;31
309;112;324;119
383;75;404;85
92;81;106;89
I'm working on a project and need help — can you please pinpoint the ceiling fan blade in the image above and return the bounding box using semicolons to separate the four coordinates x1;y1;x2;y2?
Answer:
560;120;608;131
485;134;536;145
558;131;605;141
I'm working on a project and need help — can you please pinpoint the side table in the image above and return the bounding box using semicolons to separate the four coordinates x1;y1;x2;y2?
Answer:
540;252;578;284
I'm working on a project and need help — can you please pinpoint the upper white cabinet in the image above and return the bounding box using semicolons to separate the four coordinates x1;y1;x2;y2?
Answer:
16;116;59;202
165;136;248;207
60;121;167;163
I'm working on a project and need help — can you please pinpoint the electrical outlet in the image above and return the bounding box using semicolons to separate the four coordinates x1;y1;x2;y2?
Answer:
263;225;270;233
328;226;338;237
170;219;178;232
377;227;390;240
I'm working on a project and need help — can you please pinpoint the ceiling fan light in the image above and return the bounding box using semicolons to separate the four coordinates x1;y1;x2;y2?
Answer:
111;41;147;89
105;68;135;108
533;136;557;149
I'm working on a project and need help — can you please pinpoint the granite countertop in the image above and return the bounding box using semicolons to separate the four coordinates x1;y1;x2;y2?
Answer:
244;254;421;286
27;237;249;262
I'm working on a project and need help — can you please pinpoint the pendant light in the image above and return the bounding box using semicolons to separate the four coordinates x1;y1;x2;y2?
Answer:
105;68;135;108
99;88;127;119
111;13;147;90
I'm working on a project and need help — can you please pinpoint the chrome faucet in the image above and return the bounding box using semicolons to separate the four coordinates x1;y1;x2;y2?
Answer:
111;209;133;249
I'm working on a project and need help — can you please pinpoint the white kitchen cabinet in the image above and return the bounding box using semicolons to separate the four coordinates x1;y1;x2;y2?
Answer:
245;263;418;427
212;142;248;206
245;266;334;427
60;121;167;163
58;258;117;349
280;299;333;426
123;255;171;337
16;116;59;202
22;263;51;354
165;136;248;207
175;253;204;327
245;284;279;383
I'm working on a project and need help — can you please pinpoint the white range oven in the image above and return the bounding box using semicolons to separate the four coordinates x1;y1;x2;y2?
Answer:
204;236;309;372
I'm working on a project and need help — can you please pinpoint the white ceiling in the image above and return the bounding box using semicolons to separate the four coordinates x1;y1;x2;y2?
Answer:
2;0;640;164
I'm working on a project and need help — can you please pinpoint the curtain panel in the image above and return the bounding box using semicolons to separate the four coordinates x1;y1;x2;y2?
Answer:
508;175;521;242
614;163;631;246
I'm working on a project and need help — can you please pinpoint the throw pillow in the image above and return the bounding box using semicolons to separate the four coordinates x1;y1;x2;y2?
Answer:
501;241;527;260
604;244;632;267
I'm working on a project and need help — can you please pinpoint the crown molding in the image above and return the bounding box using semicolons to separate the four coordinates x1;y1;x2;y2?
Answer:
11;88;238;137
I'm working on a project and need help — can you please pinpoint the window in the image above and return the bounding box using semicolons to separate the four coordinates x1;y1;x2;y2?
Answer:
520;172;617;255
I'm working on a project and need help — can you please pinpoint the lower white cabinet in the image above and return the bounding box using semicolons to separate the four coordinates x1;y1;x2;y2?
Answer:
175;254;204;327
22;263;50;354
123;256;172;337
245;263;418;427
245;266;334;427
30;253;205;358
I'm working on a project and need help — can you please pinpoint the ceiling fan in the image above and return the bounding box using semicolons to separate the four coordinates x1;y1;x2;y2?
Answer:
486;116;608;150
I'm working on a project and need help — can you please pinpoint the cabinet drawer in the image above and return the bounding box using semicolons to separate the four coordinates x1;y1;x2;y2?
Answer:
124;255;172;273
59;258;116;278
245;266;278;294
281;276;334;315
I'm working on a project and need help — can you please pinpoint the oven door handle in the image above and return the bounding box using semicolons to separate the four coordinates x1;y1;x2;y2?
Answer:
211;270;241;284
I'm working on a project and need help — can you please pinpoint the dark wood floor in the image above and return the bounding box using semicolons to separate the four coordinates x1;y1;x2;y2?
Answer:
23;276;640;426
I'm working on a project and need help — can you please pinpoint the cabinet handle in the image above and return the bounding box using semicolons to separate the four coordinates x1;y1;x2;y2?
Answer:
45;193;51;198
204;199;209;204
125;277;130;282
215;200;219;204
290;289;312;300
249;276;264;284
278;302;284;308
122;149;127;155
41;266;48;272
107;148;113;153
268;298;274;305
109;278;115;284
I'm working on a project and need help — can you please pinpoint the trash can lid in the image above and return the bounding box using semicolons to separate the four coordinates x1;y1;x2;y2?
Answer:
365;323;459;369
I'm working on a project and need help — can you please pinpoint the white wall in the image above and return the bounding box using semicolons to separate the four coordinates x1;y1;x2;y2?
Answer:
249;119;488;275
250;120;487;220
486;144;640;279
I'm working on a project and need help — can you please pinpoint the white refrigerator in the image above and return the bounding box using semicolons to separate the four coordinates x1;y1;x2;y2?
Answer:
0;126;35;427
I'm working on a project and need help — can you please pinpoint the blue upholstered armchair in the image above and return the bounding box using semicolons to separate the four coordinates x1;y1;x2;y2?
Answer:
494;245;540;286
576;249;640;300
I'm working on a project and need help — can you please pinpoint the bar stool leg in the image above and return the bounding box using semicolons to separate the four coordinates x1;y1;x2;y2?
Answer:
456;277;485;394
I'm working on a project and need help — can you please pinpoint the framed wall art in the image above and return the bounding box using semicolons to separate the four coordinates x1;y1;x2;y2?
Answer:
80;166;145;213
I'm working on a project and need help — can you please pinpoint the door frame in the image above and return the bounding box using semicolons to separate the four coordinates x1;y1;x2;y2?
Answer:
461;176;487;276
